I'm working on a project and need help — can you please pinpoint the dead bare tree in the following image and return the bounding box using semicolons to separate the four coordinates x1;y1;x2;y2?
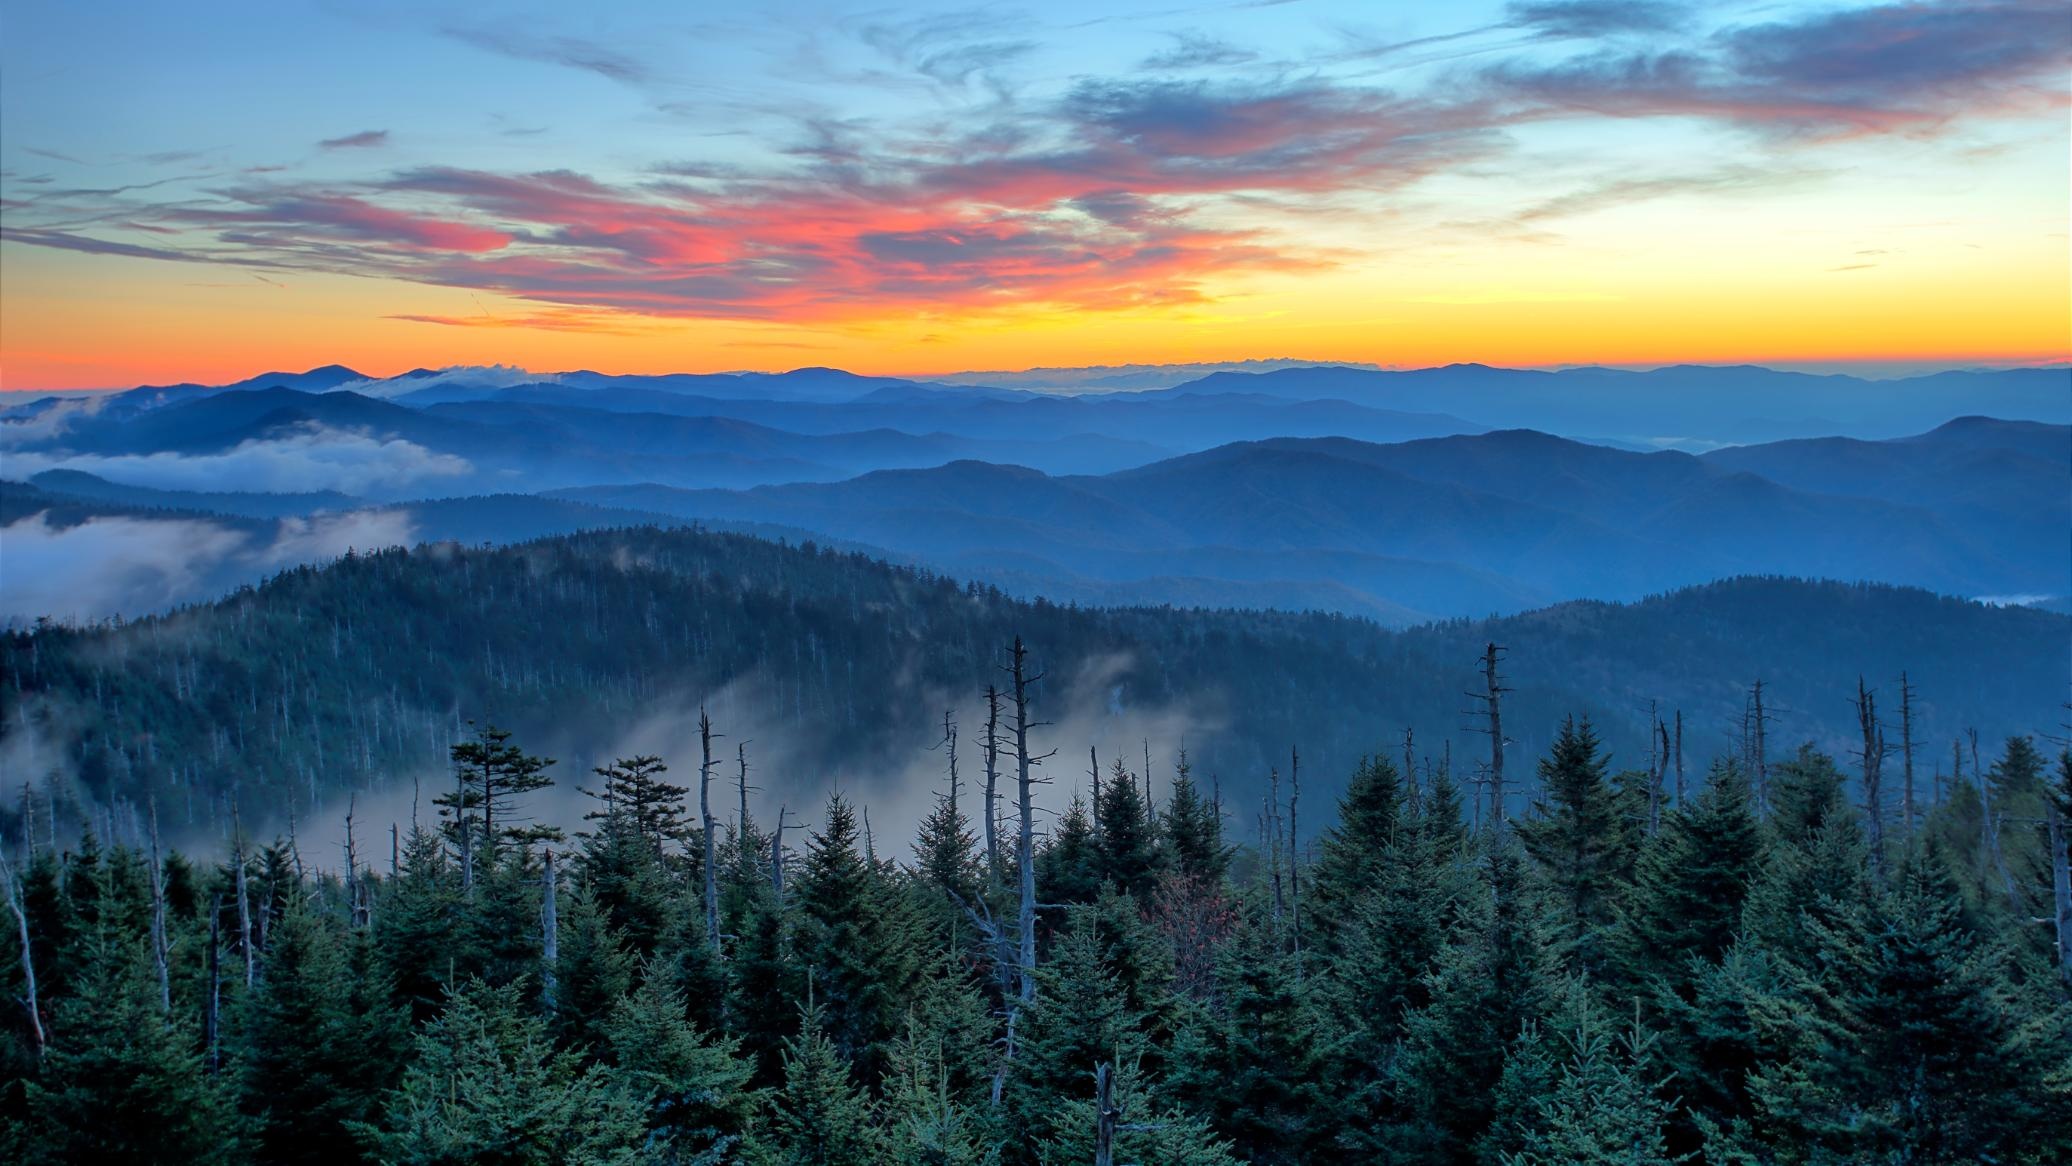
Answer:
0;851;44;1060
541;848;560;1012
1465;643;1510;830
699;707;721;954
148;800;170;1012
771;805;789;898
1006;638;1054;1007
1288;746;1302;955
982;684;1004;888
1855;678;1885;876
1898;671;1919;830
1402;728;1422;814
233;805;256;988
1745;680;1771;811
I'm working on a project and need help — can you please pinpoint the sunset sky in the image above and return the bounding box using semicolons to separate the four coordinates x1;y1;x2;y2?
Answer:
2;0;2066;390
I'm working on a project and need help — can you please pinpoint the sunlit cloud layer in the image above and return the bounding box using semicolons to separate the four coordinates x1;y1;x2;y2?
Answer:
1;0;2065;386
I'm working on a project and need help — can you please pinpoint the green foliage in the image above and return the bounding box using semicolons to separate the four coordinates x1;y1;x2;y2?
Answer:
354;978;646;1166
19;935;236;1164
1517;718;1635;973
8;708;2069;1166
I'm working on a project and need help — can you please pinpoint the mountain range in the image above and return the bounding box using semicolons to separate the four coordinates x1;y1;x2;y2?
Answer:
2;361;2065;626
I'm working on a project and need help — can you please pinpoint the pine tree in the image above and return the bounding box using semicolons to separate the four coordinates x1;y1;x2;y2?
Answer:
1309;755;1403;943
1035;796;1101;907
1171;907;1340;1164
1094;759;1161;899
1737;843;2072;1165
1516;719;1634;973
1161;755;1229;886
354;978;645;1165
234;895;406;1164
21;934;237;1164
1497;984;1680;1166
584;754;691;853
751;1001;880;1166
1381;844;1558;1164
1610;759;1764;996
1002;908;1140;1162
793;793;922;1088
550;885;635;1051
603;973;760;1163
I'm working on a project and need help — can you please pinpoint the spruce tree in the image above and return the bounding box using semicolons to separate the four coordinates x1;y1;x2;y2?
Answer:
603;973;760;1163
1517;718;1634;973
22;932;236;1164
354;978;645;1165
234;896;406;1164
752;1002;880;1166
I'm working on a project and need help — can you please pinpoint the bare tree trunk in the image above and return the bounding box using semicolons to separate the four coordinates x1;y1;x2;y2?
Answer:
1857;678;1884;877
1899;671;1918;830
205;897;221;1074
234;810;256;988
700;708;720;954
771;806;788;898
0;854;44;1060
983;685;1002;887
541;848;559;1012
1143;739;1155;818
1094;1062;1117;1166
737;742;753;838
1476;643;1508;830
1673;709;1685;807
1008;638;1049;1006
1402;727;1421;814
2049;788;2071;984
1288;746;1301;956
1089;746;1102;839
148;801;170;1013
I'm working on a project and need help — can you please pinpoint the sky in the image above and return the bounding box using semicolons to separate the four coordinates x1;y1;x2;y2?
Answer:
1;0;2067;390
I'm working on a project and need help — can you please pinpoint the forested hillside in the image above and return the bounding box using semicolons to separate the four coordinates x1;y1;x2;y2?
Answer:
2;708;2067;1163
3;525;2064;848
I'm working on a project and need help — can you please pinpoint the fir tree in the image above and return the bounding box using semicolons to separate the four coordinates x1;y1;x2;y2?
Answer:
234;896;406;1164
354;978;645;1165
1517;718;1634;973
22;930;235;1163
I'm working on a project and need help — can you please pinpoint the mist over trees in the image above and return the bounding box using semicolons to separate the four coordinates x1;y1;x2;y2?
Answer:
2;646;2067;1164
4;526;2064;850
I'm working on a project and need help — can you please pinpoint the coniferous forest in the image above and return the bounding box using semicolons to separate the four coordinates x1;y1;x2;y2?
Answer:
2;637;2068;1165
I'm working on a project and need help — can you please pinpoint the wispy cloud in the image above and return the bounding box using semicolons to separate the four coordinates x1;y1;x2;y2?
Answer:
5;1;2063;334
318;129;389;150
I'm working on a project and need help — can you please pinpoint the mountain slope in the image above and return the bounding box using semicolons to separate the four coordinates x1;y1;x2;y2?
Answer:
6;527;2062;841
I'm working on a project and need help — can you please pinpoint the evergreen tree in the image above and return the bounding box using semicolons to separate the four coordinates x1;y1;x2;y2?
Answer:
1611;759;1764;996
1035;796;1101;907
1094;759;1161;899
234;896;406;1165
354;978;645;1165
1171;908;1340;1164
750;1002;880;1166
793;793;922;1088
1161;755;1229;886
1736;843;2072;1165
1497;983;1680;1166
1517;718;1634;973
584;754;691;853
603;973;760;1163
21;935;237;1164
1309;755;1403;942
